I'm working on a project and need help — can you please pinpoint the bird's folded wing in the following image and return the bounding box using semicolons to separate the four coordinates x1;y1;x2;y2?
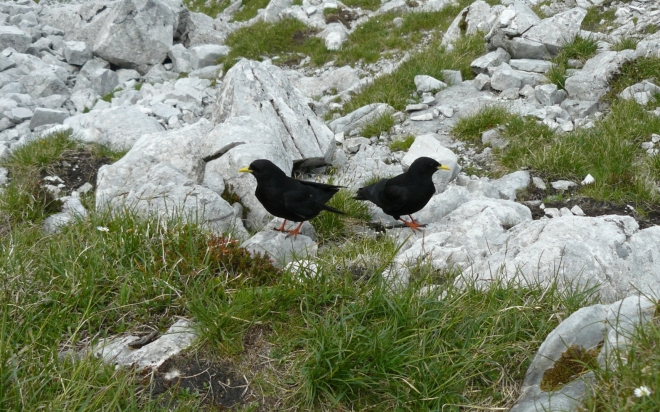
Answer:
283;191;318;220
380;184;408;211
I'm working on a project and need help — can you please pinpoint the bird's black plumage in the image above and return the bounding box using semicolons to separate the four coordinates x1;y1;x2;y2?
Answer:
354;156;450;231
239;159;344;237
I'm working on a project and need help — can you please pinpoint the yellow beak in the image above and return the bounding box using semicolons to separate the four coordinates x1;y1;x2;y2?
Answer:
238;167;253;173
437;165;451;171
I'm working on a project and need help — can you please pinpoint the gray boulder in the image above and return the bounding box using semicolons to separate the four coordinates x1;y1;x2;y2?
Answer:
511;295;657;412
177;11;226;47
560;99;598;119
471;48;511;75
63;41;92;66
0;26;31;53
93;0;178;74
490;62;545;91
189;44;230;70
64;106;164;150
70;89;100;113
521;8;587;56
535;84;564;106
441;1;493;50
564;50;635;101
213;59;336;168
96;119;246;236
263;0;293;23
414;75;447;92
38;1;113;47
619;80;660;106
329;103;395;135
168;43;192;73
509;59;553;73
19;67;70;99
29;108;69;130
394;198;533;275
90;319;196;371
43;196;88;234
84;68;119;97
241;229;317;267
469;216;660;302
203;116;292;229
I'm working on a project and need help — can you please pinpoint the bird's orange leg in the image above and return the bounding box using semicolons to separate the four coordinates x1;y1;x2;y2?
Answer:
399;215;426;231
273;219;288;232
285;221;305;239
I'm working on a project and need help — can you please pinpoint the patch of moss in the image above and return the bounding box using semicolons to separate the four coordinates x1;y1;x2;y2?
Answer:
540;344;602;391
222;184;249;220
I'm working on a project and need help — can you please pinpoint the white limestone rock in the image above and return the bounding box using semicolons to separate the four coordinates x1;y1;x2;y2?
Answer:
414;75;447;92
213;59;336;168
96;119;247;236
189;44;230;70
401;134;459;190
64;106;164;150
93;0;180;74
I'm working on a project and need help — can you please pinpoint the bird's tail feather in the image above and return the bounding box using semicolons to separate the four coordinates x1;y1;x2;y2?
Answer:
323;204;345;214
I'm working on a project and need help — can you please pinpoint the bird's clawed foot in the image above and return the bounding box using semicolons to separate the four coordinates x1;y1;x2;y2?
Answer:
399;215;426;232
285;222;305;239
272;219;288;232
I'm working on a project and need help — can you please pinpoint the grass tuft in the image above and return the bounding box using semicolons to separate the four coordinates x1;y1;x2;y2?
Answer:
343;33;486;113
548;35;599;90
310;188;371;242
232;0;271;21
611;37;639;52
389;135;415;152
453;99;660;206
360;113;396;137
183;0;232;17
581;6;616;32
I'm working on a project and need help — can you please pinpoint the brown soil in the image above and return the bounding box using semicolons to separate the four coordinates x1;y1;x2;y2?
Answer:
40;147;111;195
149;353;247;408
292;28;318;45
519;183;660;229
324;9;359;29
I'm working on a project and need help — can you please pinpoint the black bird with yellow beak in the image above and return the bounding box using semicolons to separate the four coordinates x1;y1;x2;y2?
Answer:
239;159;344;238
354;156;450;231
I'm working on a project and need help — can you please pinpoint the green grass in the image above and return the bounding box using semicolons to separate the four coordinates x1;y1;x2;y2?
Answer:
0;131;607;411
609;57;660;100
299;273;595;410
582;309;660;411
222;2;476;71
343;33;486;113
101;88;121;103
547;35;599;90
389;135;415;152
232;0;271;21
453;105;512;143
360;113;396;137
309;188;371;242
453;100;660;206
611;37;639;52
581;6;617;32
183;0;232;17
340;0;381;10
221;18;329;71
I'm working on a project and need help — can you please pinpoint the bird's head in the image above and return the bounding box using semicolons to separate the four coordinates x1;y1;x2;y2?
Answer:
409;156;451;175
238;159;286;180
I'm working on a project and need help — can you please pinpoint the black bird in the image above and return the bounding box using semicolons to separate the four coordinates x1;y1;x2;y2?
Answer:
238;159;344;238
353;157;450;231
